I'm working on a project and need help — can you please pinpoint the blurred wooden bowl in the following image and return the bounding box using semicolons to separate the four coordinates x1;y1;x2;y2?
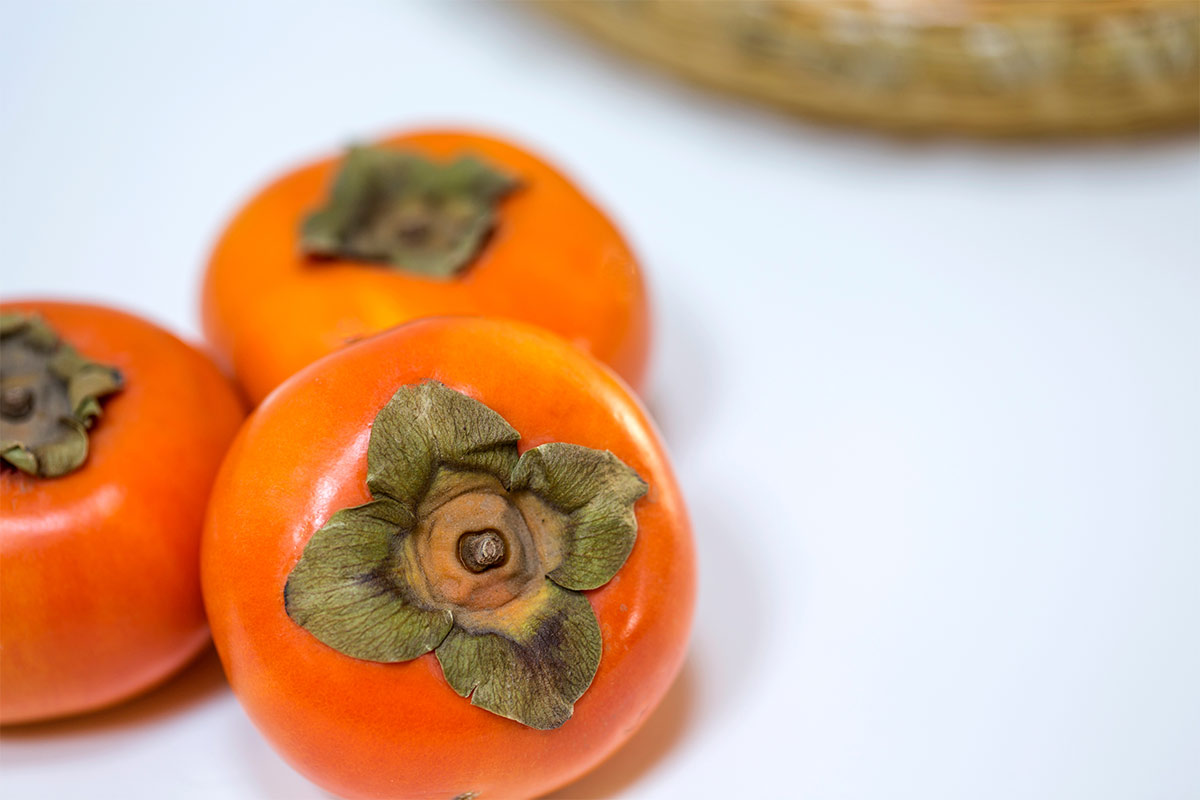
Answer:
537;0;1200;136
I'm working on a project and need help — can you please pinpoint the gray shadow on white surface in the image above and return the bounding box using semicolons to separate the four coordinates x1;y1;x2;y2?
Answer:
227;706;332;799
549;658;697;799
644;288;718;461
553;486;777;797
0;646;227;759
684;486;777;728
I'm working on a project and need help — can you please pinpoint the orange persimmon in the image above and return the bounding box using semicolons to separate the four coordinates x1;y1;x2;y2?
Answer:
201;130;650;406
0;301;245;724
201;317;694;799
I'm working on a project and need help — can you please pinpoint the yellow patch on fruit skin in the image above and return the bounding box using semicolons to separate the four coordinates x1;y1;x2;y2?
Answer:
514;490;566;578
453;579;554;639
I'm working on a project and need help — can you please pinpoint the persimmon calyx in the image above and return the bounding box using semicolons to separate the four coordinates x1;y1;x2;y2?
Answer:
300;146;518;278
0;313;123;478
283;381;647;730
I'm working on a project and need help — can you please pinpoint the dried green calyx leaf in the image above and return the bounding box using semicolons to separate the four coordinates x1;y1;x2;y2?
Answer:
284;500;452;662
301;146;519;278
436;582;602;730
512;443;648;591
283;381;647;729
366;381;520;512
0;313;123;478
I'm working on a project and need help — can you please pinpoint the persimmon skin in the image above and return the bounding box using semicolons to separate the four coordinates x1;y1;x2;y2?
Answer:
202;317;694;800
201;130;651;406
0;301;246;725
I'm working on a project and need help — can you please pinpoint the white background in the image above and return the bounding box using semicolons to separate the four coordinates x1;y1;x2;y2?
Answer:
2;2;1198;798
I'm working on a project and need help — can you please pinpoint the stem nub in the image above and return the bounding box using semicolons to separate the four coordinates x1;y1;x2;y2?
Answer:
1;385;33;419
458;529;508;573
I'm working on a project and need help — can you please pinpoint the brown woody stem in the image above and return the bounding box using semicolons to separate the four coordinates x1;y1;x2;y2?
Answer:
1;386;33;419
458;529;508;573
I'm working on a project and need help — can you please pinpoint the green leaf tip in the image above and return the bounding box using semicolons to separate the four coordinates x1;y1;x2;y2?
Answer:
284;381;647;729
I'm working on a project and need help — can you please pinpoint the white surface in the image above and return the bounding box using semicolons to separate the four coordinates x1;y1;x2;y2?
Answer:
2;2;1199;798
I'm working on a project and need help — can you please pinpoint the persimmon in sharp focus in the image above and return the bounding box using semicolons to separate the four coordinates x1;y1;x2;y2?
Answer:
201;317;695;800
0;301;245;724
201;130;651;405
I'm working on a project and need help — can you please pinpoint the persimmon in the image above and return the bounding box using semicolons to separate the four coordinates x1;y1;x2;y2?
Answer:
202;317;694;799
0;301;245;724
201;130;651;406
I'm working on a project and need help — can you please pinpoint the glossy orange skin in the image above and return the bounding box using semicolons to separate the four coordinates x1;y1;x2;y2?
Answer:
201;130;651;406
202;317;694;800
0;301;245;725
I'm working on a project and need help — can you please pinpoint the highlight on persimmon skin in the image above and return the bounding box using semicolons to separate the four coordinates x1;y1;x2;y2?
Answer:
0;300;246;725
201;129;651;406
201;316;694;799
